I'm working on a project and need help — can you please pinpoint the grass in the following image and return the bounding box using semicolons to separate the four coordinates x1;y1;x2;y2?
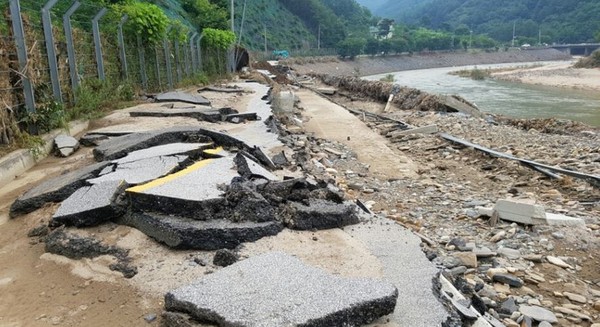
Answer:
449;67;491;80
380;74;395;83
574;50;600;68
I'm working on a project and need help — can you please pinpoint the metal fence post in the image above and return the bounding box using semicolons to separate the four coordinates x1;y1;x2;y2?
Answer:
154;47;161;89
137;36;147;90
9;0;36;117
163;33;173;89
63;1;80;95
196;34;203;72
117;15;128;80
184;31;193;76
189;32;198;73
174;39;182;83
41;0;62;102
92;8;107;80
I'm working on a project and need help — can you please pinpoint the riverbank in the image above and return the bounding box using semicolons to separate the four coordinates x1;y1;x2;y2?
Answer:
289;48;571;77
491;61;600;92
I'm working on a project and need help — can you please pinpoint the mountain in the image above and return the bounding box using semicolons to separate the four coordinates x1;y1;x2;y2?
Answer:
374;0;600;43
353;0;388;12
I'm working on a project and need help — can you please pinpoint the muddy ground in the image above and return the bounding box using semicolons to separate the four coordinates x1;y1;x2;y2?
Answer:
0;55;599;326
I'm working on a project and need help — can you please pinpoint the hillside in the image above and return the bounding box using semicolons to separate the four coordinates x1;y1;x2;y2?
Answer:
374;0;600;44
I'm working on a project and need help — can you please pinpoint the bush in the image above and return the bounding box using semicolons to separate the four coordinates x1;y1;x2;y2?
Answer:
573;50;600;68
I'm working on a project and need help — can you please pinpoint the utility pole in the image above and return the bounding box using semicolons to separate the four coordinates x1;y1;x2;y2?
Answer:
469;30;473;49
538;27;541;45
511;21;516;47
264;24;267;53
317;24;321;50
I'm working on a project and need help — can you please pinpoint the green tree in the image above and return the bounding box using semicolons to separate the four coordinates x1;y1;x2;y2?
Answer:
337;37;366;59
182;0;229;31
365;38;380;56
112;1;169;44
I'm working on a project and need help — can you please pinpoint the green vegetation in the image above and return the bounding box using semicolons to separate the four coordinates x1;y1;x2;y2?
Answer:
368;0;600;45
574;50;600;69
337;37;366;59
379;74;395;82
449;67;492;80
112;1;170;43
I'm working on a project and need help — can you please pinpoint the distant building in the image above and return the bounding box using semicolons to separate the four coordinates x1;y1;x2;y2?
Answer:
373;19;395;40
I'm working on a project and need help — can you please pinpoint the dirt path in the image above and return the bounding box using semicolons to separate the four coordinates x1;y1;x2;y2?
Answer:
297;89;417;180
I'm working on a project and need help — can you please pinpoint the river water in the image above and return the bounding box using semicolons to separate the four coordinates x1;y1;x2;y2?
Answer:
364;61;600;126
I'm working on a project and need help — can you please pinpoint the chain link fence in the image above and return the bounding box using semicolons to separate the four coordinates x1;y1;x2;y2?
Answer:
0;0;227;145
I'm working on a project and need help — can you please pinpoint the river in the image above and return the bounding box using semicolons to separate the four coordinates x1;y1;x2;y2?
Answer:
364;61;600;126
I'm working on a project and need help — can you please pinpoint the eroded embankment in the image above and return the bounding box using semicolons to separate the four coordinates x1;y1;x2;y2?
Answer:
312;74;481;116
291;48;571;77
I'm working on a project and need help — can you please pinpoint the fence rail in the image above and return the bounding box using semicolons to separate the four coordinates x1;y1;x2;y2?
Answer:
0;0;228;144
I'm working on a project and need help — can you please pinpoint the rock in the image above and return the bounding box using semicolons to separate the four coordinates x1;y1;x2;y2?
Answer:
486;268;508;278
563;291;587;304
213;249;239;267
10;161;111;217
449;266;468;276
492;274;524;288
546;256;573;269
54;134;80;157
500;298;519;315
518;315;533;327
518;305;558;323
554;306;592;320
490;231;506;243
538;321;552;327
551;231;565;239
143;313;157;323
281;199;359;230
522;254;543;263
497;247;521;260
594;300;600;311
473;247;496;258
452;252;478;268
51;180;127;227
118;212;283;250
164;252;398;327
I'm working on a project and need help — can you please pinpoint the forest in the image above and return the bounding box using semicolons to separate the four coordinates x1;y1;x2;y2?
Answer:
362;0;600;44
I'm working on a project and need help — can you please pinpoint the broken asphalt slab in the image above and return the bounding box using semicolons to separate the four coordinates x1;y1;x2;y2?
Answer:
154;91;211;106
127;155;239;219
112;143;212;165
118;213;283;250
129;107;241;123
88;155;189;186
9;161;111;217
164;252;398;327
282;199;359;230
233;152;277;180
92;126;274;168
54;134;80;157
52;180;127;227
344;218;450;326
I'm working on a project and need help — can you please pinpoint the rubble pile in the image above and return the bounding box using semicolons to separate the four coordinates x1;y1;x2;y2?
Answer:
279;89;600;326
312;74;481;114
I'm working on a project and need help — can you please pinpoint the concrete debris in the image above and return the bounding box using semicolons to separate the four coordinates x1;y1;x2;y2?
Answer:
316;87;336;95
164;252;398;327
9;161;111;217
223;112;259;123
493;199;585;226
79;133;110;147
51;180;127;227
154;91;211;106
118;213;283;250
54;134;80;157
212;249;239;267
281;199;359;230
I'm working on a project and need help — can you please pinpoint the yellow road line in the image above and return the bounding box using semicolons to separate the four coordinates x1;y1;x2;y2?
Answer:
127;147;224;193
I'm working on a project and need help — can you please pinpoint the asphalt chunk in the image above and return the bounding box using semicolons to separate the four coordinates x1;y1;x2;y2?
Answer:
282;199;360;230
155;91;211;106
164;252;398;327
